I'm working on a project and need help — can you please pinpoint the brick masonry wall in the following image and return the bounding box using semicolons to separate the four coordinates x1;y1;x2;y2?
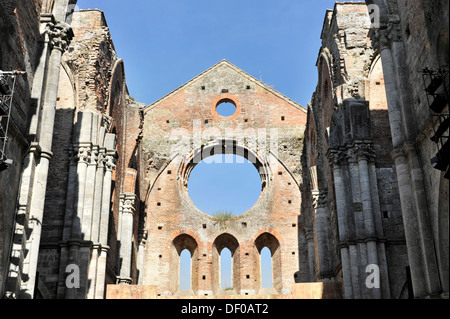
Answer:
141;61;307;296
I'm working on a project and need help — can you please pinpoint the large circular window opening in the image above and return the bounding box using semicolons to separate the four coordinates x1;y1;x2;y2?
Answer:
216;99;237;117
188;154;262;216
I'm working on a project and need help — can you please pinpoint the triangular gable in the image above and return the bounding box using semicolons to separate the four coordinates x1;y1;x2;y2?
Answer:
144;59;307;114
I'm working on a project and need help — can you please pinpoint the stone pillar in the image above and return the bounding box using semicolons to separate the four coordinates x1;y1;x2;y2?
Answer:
19;21;73;299
117;193;136;285
305;227;316;282
86;149;105;299
312;190;334;281
354;144;381;298
375;25;441;298
65;144;90;299
93;138;116;298
329;150;354;299
137;231;148;285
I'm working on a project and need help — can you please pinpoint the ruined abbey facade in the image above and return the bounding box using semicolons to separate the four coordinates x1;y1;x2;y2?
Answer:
0;0;448;299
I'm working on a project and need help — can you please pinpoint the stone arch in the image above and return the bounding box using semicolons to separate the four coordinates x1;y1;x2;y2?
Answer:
170;233;199;295
212;233;240;294
254;232;282;294
178;139;273;190
107;59;125;118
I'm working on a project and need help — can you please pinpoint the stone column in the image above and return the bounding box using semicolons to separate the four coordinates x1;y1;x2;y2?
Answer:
65;145;91;299
94;150;116;298
86;149;105;299
355;144;380;299
375;25;441;298
312;190;334;281
345;148;363;298
329;150;354;299
117;193;136;285
137;230;148;285
305;227;316;282
20;21;73;299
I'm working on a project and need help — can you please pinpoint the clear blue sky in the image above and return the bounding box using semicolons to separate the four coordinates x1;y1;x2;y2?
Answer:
75;0;341;292
76;0;339;107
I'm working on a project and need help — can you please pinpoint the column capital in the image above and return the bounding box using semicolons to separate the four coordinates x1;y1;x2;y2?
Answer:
46;21;74;52
312;189;328;209
371;20;402;52
104;154;117;172
120;193;137;215
327;149;345;167
348;143;376;162
75;146;92;164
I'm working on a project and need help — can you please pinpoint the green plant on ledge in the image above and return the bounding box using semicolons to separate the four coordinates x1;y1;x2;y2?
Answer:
211;210;235;229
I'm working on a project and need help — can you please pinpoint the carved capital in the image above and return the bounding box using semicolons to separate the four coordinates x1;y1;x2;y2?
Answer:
89;148;99;166
97;151;106;168
353;143;376;162
328;150;345;167
312;190;328;209
120;193;136;215
46;21;73;52
372;22;402;52
75;146;91;164
104;155;117;172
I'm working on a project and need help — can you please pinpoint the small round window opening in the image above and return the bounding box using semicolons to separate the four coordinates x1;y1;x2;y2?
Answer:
216;99;237;117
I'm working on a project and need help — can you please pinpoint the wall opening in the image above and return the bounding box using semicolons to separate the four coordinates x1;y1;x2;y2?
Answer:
212;233;240;294
171;234;198;295
220;248;233;290
260;247;273;288
255;232;281;293
188;154;262;216
216;100;236;117
179;249;191;290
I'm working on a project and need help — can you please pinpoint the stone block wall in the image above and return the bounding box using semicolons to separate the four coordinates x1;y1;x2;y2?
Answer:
300;2;409;299
0;0;45;297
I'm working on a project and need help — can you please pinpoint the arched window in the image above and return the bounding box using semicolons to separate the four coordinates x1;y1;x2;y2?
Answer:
212;233;240;294
220;248;233;289
255;232;281;293
171;234;198;294
179;249;192;290
260;247;273;288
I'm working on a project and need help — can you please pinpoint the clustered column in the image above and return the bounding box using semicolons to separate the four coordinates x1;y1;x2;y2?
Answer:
57;111;117;299
328;143;390;299
6;20;73;299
